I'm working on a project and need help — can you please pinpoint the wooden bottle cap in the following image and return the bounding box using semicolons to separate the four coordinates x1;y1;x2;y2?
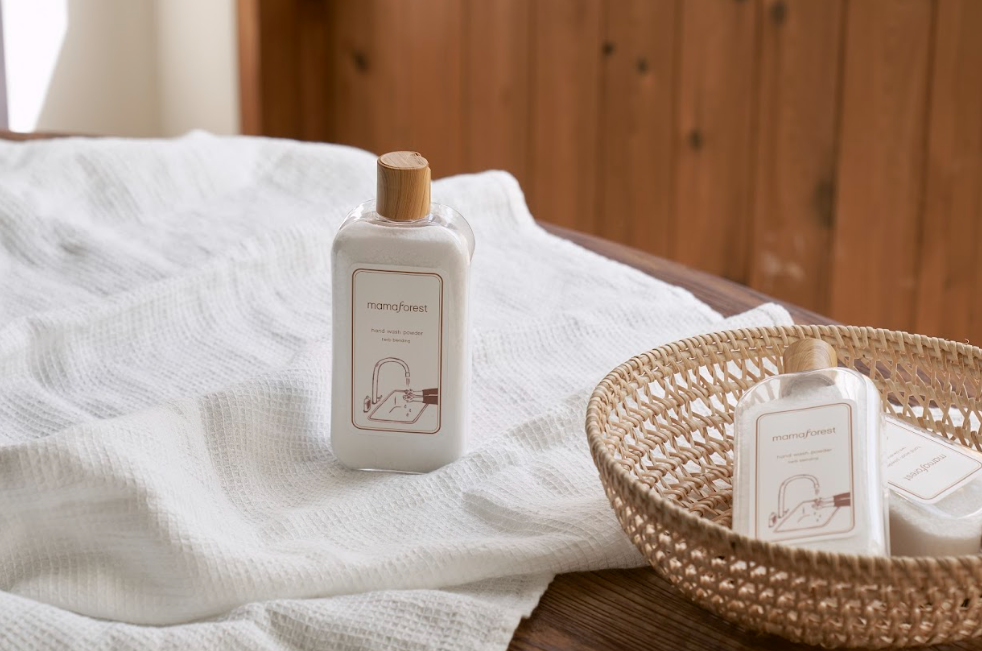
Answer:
377;151;431;221
783;338;838;373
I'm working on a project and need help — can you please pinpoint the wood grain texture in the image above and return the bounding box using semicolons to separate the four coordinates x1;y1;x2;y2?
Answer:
333;0;462;177
596;0;677;255
236;0;262;135
398;0;464;176
914;0;982;343
0;131;72;141
749;0;843;315
461;0;531;182
377;151;431;221
254;0;302;138
330;1;408;159
527;0;604;234
297;0;331;143
783;337;838;373
240;0;982;339
829;0;933;331
237;0;332;140
328;0;378;152
509;568;816;651
672;0;758;283
508;566;982;651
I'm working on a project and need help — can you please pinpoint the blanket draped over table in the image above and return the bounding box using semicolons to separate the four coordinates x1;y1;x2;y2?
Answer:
0;134;792;650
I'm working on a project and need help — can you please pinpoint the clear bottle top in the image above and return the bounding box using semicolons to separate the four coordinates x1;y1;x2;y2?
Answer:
736;339;880;412
336;151;474;260
338;199;475;261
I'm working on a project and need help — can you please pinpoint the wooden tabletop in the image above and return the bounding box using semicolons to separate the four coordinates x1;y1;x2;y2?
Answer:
512;225;982;651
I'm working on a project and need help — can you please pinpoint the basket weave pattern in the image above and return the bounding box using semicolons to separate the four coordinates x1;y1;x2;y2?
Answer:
586;325;982;648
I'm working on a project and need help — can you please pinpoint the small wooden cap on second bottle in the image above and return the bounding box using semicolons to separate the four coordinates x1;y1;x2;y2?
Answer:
377;151;431;221
783;338;837;373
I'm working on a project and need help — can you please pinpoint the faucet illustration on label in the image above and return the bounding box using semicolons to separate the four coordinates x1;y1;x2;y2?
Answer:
351;267;442;434
363;357;439;425
768;474;852;534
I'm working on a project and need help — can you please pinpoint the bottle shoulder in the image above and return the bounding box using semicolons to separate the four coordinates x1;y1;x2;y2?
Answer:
334;200;474;261
737;367;880;414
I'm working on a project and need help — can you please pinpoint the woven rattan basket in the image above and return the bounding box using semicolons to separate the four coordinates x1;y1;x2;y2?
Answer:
586;324;982;648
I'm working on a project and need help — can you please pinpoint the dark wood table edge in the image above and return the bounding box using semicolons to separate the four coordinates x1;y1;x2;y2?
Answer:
542;223;835;326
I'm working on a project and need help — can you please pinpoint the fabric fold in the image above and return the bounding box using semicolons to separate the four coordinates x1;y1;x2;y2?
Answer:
0;133;794;649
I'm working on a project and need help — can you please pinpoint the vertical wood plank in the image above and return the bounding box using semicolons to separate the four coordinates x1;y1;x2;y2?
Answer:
672;0;759;283
370;0;417;153
915;0;982;343
597;0;677;255
254;0;302;138
829;0;932;331
528;0;604;232
398;0;463;177
236;0;263;135
329;0;408;155
460;0;531;185
748;0;843;313
297;0;332;142
248;1;979;344
238;0;332;140
329;0;379;151
330;0;462;176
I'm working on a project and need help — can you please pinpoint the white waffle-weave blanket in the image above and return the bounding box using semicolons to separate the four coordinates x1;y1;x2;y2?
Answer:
0;133;792;650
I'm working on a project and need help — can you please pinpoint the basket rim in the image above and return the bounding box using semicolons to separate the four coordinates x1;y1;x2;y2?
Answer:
585;323;982;574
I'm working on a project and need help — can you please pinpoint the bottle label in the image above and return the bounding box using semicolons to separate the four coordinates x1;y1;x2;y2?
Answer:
753;401;858;543
884;417;982;504
350;266;443;434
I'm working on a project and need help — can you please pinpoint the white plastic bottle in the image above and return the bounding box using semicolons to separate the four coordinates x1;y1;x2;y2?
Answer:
331;152;474;472
731;338;890;556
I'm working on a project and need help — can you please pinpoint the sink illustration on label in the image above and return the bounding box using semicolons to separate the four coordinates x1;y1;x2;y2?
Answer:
363;357;439;425
768;474;852;534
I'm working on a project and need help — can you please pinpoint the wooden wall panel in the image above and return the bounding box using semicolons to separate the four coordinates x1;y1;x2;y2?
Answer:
252;0;302;138
359;0;410;155
241;0;982;343
327;1;377;151
528;0;604;234
829;0;933;331
749;0;843;315
297;0;331;142
398;0;464;176
672;0;758;283
597;0;677;256
237;0;262;135
461;0;531;183
915;0;982;342
237;0;333;140
328;0;463;175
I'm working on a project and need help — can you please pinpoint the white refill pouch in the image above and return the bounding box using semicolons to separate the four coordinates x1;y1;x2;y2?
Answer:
732;339;890;555
331;152;474;472
884;415;982;556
